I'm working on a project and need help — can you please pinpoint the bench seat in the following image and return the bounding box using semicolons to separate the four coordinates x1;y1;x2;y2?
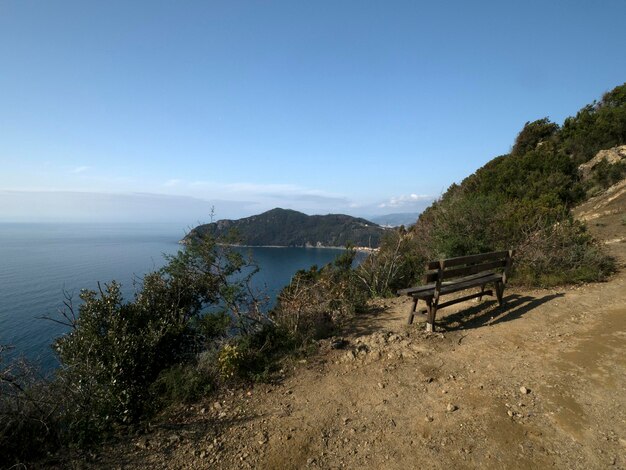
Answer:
398;250;513;331
397;272;501;298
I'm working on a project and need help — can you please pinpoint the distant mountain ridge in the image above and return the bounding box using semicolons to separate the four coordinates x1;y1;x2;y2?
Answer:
184;208;386;248
368;212;420;227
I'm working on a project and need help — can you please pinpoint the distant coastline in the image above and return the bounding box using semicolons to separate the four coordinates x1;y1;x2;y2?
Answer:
180;240;378;252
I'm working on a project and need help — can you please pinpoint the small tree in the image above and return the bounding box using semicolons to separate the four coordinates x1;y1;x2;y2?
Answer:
51;236;263;443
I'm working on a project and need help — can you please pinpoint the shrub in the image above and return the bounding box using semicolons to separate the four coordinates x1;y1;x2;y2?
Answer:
511;118;559;156
0;348;63;466
355;228;426;297
51;236;264;445
53;278;197;443
225;324;296;382
150;362;214;406
216;344;245;380
513;218;616;286
589;159;626;191
428;192;504;257
560;82;626;164
272;249;367;343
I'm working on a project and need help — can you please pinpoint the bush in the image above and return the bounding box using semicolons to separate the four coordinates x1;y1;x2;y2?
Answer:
225;324;296;382
272;249;367;343
428;192;504;257
0;349;63;467
560;83;626;164
355;228;426;297
513;218;616;286
51;236;264;445
589;159;626;191
216;344;245;380
511;118;559;156
150;362;214;407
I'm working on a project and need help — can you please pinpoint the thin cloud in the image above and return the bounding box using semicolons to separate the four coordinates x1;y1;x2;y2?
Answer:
183;181;300;192
135;178;354;213
185;180;347;203
189;180;210;188
0;190;255;223
378;193;432;208
224;182;301;193
70;166;90;174
265;192;349;205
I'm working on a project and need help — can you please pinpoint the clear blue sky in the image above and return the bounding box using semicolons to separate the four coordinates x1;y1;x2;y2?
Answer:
1;0;625;223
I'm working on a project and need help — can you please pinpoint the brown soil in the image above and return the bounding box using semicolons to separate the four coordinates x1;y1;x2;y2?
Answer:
87;184;626;470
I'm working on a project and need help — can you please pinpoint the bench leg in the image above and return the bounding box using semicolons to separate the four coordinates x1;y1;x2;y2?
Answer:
495;282;504;307
478;284;486;302
426;300;437;332
407;297;418;325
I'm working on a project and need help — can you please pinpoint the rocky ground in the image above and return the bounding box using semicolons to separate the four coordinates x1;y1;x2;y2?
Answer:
84;183;625;469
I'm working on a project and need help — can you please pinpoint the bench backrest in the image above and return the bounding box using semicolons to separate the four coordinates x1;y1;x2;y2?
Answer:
424;250;513;284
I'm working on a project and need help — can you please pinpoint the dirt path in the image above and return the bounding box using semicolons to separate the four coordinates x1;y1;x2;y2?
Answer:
92;187;626;470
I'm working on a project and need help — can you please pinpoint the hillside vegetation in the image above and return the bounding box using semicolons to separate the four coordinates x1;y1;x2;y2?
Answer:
362;83;626;292
185;208;385;248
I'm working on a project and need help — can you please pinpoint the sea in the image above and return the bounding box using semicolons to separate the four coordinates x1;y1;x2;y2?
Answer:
0;223;352;372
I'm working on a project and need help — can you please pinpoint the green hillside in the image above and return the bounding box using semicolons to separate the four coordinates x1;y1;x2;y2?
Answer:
184;208;386;248
364;82;626;292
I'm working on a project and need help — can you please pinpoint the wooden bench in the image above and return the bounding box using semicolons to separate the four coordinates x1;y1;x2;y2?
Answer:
397;250;513;332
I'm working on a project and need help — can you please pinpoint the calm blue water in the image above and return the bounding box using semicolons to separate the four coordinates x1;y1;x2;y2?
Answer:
0;223;347;371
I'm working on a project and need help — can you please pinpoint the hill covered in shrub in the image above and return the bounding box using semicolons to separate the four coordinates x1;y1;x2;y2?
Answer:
184;208;386;248
362;83;626;292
